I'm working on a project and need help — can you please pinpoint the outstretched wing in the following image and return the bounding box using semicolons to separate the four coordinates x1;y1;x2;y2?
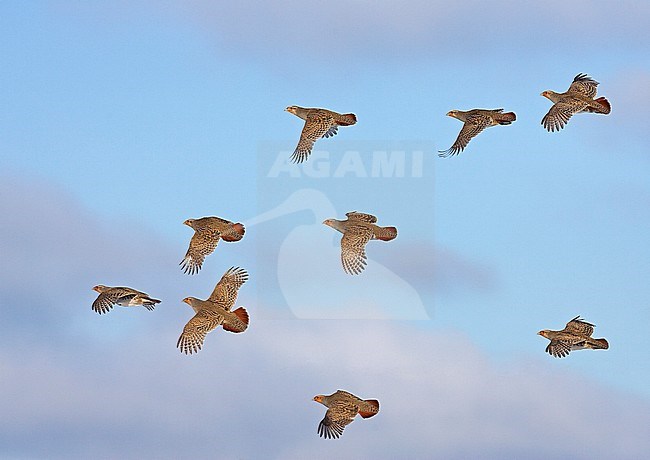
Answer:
345;211;377;223
545;339;572;358
317;405;359;439
568;73;599;98
177;310;223;355
564;316;595;337
439;114;490;157
291;112;336;163
340;226;374;275
180;229;221;275
208;267;249;310
541;100;586;132
92;288;136;314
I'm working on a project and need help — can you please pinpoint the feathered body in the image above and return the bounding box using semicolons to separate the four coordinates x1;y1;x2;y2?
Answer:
439;108;516;157
323;211;397;275
538;316;609;358
313;390;380;439
541;73;611;132
286;106;357;163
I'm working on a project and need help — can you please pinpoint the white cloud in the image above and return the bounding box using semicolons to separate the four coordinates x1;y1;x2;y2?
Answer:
1;320;648;459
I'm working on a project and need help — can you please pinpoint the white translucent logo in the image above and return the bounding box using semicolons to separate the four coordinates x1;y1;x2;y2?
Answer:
246;188;430;320
267;150;425;178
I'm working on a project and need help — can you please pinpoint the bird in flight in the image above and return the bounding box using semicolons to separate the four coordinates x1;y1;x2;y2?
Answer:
180;216;245;275
285;106;357;163
177;267;249;355
538;316;609;358
541;73;611;132
323;211;397;275
438;108;516;157
313;390;379;439
91;285;160;315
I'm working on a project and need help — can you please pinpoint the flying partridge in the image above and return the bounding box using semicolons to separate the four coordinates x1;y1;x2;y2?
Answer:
313;390;379;439
180;216;245;275
323;211;397;275
538;316;609;358
438;108;516;157
91;285;160;315
177;267;249;355
285;106;357;163
541;73;611;132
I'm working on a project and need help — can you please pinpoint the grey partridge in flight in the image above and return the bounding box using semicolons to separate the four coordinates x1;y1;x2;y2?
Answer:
438;109;516;157
177;266;249;355
91;285;160;315
285;106;357;163
313;390;379;439
541;73;611;132
323;212;397;275
538;316;609;358
180;216;245;275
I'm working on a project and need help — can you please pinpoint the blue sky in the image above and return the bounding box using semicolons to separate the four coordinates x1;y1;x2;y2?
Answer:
1;2;649;458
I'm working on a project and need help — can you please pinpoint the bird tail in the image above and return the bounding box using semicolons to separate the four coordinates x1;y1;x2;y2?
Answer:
221;223;246;242
594;97;611;114
590;338;609;350
376;226;397;241
223;307;249;333
336;113;357;126
496;111;516;125
359;399;380;418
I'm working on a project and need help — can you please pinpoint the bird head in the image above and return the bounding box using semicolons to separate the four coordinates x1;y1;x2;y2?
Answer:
322;218;334;227
313;395;324;404
446;110;459;119
183;219;194;228
92;285;107;293
182;297;195;306
540;90;553;100
538;330;550;338
285;106;298;115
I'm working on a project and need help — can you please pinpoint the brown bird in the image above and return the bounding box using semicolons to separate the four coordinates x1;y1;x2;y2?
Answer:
313;390;379;439
285;106;357;163
180;216;245;275
177;267;249;355
541;73;611;132
438;108;516;157
91;285;160;315
538;316;609;358
323;211;397;275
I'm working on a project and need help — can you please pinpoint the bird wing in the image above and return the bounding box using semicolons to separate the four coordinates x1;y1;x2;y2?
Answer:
291;112;336;163
323;125;339;139
541;100;587;132
568;73;599;98
345;211;378;223
317;404;359;439
180;228;221;275
545;339;572;358
340;225;374;275
564;316;595;337
91;288;136;314
177;310;223;355
208;266;249;310
438;114;490;157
